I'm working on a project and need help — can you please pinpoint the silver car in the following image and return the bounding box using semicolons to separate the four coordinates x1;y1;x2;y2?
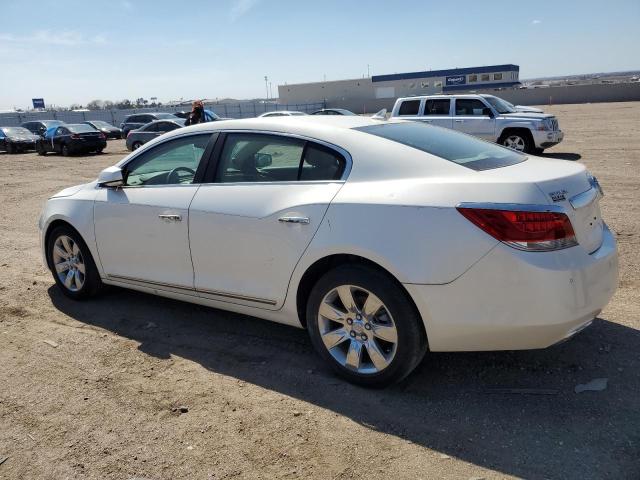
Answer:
125;119;185;151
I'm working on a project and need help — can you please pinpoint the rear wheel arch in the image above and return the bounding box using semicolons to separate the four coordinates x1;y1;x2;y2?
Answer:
295;254;426;340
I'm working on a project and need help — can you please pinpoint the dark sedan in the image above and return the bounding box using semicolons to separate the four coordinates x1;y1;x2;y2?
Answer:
125;119;185;151
83;120;122;139
310;108;357;116
36;124;106;156
119;112;180;138
0;127;40;153
21;120;66;137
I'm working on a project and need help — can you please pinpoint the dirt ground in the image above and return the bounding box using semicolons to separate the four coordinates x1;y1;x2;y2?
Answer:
1;102;639;480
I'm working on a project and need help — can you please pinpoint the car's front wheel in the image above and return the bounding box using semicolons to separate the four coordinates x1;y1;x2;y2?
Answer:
46;225;103;300
306;265;427;387
131;141;142;150
61;144;70;156
499;130;534;153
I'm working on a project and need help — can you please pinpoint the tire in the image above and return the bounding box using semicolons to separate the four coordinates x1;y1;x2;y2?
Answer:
37;143;46;156
46;224;103;300
96;148;104;154
61;144;70;156
499;130;534;154
306;264;427;387
132;141;142;150
533;147;545;155
6;143;15;154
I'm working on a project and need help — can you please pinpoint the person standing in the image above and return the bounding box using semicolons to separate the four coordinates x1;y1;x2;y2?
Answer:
185;100;205;126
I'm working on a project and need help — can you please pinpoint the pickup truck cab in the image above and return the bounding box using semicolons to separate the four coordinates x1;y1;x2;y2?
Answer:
390;94;563;154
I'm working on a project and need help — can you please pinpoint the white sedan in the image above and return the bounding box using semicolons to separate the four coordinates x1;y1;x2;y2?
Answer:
39;116;618;386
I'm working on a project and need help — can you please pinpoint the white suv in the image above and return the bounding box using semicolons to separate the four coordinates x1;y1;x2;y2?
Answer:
390;94;563;154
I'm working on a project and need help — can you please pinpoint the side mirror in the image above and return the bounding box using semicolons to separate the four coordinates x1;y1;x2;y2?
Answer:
482;107;495;118
98;166;124;187
254;152;272;168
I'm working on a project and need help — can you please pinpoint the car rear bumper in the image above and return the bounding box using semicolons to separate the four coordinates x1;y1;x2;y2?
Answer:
533;129;564;149
405;224;618;351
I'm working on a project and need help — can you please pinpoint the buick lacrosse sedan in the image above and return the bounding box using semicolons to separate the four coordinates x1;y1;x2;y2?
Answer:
39;116;618;386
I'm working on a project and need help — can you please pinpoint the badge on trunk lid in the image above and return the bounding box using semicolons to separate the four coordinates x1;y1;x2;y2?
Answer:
549;189;568;202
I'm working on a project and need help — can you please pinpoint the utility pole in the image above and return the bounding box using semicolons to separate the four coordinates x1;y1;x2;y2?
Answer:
367;64;370;77
264;76;269;100
269;82;273;100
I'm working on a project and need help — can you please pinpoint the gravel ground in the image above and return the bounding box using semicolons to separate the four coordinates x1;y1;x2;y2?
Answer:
1;102;639;479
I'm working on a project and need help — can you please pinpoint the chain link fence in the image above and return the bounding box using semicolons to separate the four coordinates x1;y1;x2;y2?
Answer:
0;101;326;127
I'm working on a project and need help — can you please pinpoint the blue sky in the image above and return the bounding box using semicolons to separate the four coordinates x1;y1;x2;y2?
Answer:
0;0;638;109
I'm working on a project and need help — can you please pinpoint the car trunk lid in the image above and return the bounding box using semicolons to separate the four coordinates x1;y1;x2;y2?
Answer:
485;158;604;253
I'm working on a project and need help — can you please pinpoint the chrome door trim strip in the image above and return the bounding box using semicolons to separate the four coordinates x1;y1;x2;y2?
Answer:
106;274;277;306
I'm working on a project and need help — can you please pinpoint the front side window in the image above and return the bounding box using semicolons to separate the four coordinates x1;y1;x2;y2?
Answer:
423;99;450;116
398;100;420;116
216;133;346;183
455;99;489;116
124;134;210;186
354;122;525;171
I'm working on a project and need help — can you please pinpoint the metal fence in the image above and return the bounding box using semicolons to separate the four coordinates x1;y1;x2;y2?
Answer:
0;101;326;127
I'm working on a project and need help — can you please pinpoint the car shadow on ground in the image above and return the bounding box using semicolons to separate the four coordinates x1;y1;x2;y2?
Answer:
540;152;582;161
48;286;639;479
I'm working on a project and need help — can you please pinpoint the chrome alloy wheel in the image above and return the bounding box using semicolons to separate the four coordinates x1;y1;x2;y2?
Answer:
503;135;526;152
318;285;398;374
52;235;86;292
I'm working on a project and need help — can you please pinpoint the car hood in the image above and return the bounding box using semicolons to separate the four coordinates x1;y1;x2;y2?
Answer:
500;112;554;120
8;135;39;141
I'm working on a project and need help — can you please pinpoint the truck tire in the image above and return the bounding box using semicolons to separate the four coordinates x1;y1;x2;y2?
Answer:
498;129;534;154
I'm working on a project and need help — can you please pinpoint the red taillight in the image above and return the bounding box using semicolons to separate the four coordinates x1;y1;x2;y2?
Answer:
456;207;577;251
70;134;80;139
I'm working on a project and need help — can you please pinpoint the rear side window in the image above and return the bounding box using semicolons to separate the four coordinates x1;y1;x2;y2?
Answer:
127;115;141;123
354;122;525;171
397;100;420;116
300;143;345;181
423;99;450;115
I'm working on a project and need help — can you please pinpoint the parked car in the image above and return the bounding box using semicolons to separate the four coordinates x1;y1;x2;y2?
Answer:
119;113;179;138
36;123;107;156
503;100;544;113
0;126;40;153
311;108;357;116
126;119;186;151
83;120;122;139
21;120;66;138
390;94;563;154
39;116;617;386
258;111;307;117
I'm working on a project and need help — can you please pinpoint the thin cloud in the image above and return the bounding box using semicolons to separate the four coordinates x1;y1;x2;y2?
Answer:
229;0;259;22
531;19;542;25
0;30;108;46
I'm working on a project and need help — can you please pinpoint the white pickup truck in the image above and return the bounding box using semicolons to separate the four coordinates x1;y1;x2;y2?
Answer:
390;94;563;154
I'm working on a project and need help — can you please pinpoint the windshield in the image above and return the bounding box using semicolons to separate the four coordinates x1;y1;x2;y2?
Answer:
1;127;32;136
355;122;526;171
67;124;98;133
484;96;516;114
155;113;178;119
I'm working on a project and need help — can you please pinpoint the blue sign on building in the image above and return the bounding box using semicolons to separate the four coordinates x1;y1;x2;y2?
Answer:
32;98;45;109
445;75;466;86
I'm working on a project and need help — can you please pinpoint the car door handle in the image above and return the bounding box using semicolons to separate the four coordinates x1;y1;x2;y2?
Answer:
158;214;182;222
455;119;464;123
278;216;310;224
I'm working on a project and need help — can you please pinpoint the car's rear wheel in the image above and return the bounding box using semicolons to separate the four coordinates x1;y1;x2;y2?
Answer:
131;141;142;150
36;143;46;156
6;143;15;154
306;265;427;387
62;144;70;156
46;225;103;300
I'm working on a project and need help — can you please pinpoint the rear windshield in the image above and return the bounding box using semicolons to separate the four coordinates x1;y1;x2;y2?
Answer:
67;124;97;133
354;122;526;171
